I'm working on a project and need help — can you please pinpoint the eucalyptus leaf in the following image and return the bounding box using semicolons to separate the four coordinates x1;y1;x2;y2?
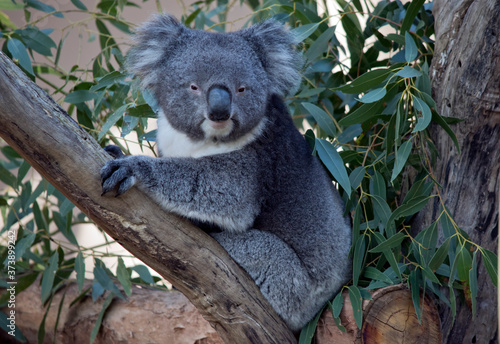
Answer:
481;248;498;287
41;251;59;304
302;102;336;137
369;232;406;253
404;31;418;62
94;265;125;300
390;140;412;183
90;294;114;343
469;250;478;319
7;38;34;75
348;286;363;329
98;104;130;141
400;0;426;33
335;68;392;94
315;139;351;194
396;65;421;78
331;292;343;318
291;23;320;43
412;96;432;132
70;0;87;10
358;87;386;103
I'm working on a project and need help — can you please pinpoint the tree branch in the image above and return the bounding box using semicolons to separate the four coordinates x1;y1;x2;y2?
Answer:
0;51;296;343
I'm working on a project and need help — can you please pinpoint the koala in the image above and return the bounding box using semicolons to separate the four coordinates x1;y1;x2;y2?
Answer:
100;14;352;332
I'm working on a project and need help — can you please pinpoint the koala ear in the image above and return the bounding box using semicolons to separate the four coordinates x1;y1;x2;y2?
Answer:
127;13;185;89
239;20;302;97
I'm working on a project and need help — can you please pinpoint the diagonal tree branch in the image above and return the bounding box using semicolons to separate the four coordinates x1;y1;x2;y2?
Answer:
0;50;296;344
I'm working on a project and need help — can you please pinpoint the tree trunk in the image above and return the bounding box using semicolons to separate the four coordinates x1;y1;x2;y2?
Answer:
0;50;296;344
1;282;223;344
414;0;500;342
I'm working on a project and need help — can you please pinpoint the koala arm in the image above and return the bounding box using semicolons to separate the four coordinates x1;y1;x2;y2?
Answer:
100;151;261;232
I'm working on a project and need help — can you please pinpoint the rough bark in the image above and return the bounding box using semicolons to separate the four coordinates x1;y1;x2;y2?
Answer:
1;282;223;344
0;50;296;343
413;0;500;342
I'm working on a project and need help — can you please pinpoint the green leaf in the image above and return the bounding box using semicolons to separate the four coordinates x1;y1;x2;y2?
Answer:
41;251;59;304
449;286;456;324
0;163;17;188
385;196;431;230
13;231;36;261
413;221;438;264
94;265;125;300
400;0;426;33
0;0;23;9
26;0;63;18
131;264;154;284
90;294;114;344
390;139;412;183
38;296;52;344
75;252;85;293
98;104;130;141
19;28;57;56
0;311;27;342
331;292;343;318
298;307;322;344
53;212;78;246
302;102;336;137
358;87;386;103
432;111;461;153
422;266;440;284
90;71;126;91
315;139;351;194
291;22;320;43
352;235;366;286
304;26;336;62
348;286;363;329
370;171;386;200
338;100;385;126
349;166;365;190
469;250;478;319
126;104;156;118
409;269;422;323
404;31;418;62
335;68;392;94
456;246;472;283
70;0;87;10
481;248;498;287
7;38;34;75
396;66;421;78
412;96;432;132
371;194;392;233
117;258;132;296
369;232;406;253
364;266;394;285
65;90;98;104
429;237;452;272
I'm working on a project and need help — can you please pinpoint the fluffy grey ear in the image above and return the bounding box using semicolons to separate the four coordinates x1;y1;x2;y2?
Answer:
239;20;302;97
127;13;185;89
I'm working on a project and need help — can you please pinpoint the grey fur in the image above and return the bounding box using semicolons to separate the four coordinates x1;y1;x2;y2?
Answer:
101;14;351;332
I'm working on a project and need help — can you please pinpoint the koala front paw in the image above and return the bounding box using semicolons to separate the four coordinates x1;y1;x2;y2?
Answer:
100;159;137;197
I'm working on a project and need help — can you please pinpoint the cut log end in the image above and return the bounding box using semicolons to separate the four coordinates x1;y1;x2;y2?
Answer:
316;285;442;344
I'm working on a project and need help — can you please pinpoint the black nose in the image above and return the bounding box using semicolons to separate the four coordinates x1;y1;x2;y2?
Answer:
207;86;231;121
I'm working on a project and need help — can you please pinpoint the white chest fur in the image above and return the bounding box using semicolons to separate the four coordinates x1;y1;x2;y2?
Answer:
156;111;266;158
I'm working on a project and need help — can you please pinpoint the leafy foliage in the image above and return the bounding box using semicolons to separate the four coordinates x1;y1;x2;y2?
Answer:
0;0;496;342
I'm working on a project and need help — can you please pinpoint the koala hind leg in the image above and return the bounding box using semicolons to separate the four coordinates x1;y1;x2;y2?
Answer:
211;229;326;332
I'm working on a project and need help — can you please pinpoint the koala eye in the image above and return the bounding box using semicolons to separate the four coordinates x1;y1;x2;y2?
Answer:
237;86;246;93
190;84;199;91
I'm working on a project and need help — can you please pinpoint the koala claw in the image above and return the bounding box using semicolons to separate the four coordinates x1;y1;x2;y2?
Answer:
103;145;125;159
100;160;137;196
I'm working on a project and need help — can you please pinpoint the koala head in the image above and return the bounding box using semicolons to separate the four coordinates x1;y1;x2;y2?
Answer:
127;14;302;144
